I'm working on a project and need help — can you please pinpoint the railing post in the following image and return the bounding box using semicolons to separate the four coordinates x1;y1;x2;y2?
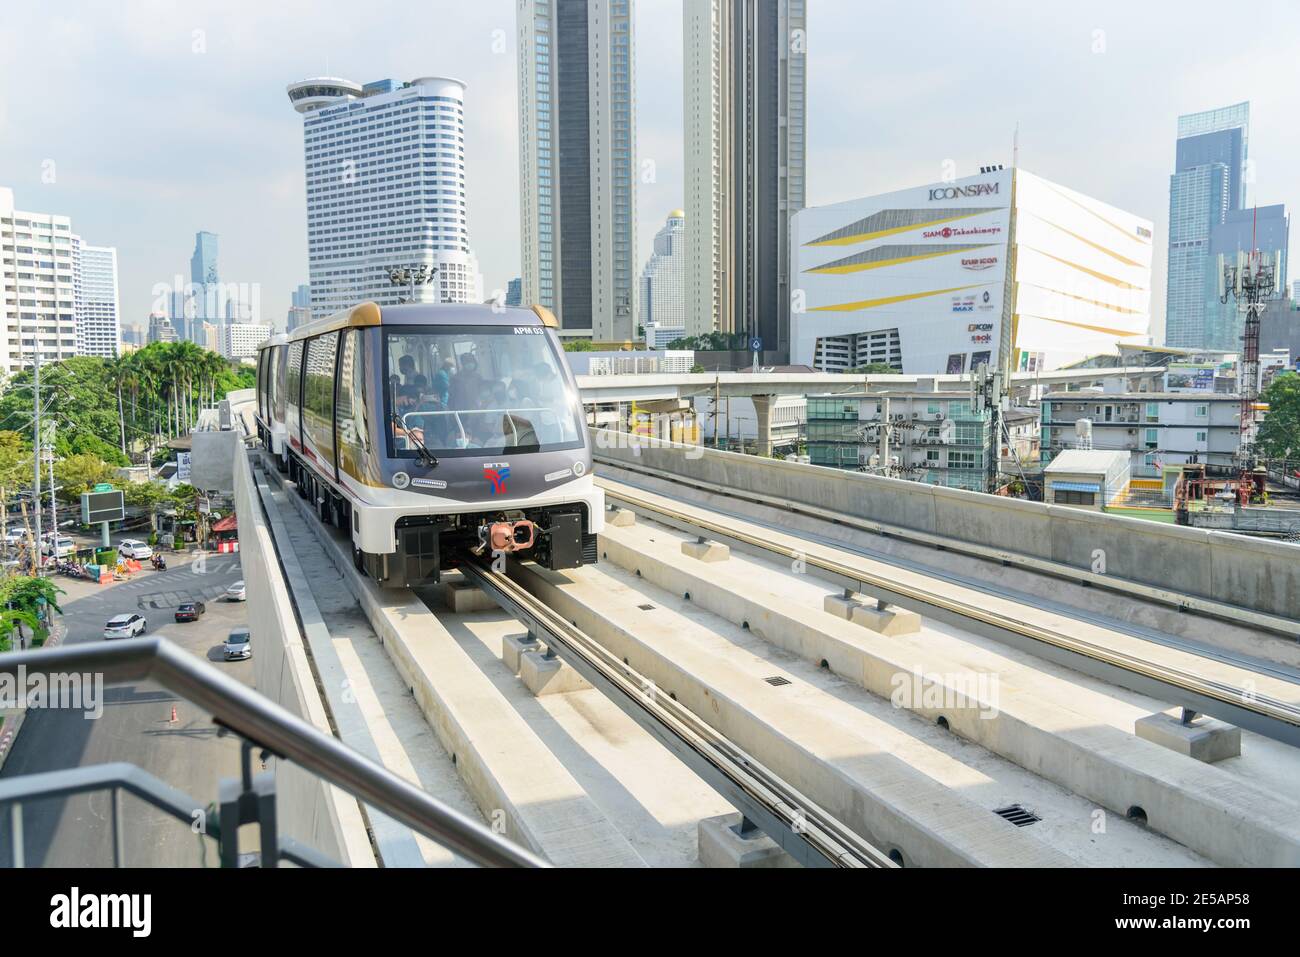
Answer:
254;770;279;868
10;803;23;868
111;787;124;867
217;777;242;868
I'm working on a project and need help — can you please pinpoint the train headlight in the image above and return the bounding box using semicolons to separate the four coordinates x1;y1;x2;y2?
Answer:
392;471;411;489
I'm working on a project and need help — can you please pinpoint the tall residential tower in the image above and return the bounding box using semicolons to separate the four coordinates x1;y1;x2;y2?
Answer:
287;75;482;319
76;244;121;358
684;0;807;357
0;185;105;369
516;0;638;340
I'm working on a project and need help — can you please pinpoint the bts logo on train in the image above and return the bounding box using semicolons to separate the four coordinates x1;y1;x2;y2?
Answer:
484;464;510;495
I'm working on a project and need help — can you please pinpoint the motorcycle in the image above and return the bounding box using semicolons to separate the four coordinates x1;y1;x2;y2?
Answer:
151;554;167;571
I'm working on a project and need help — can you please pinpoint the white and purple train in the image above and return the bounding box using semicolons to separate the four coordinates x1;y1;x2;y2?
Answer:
255;301;603;587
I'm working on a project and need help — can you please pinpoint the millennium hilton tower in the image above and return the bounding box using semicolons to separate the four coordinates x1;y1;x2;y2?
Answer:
286;76;483;320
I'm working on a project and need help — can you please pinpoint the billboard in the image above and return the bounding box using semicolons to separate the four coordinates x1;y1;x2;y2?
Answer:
1166;361;1218;392
81;490;125;525
790;169;1012;374
791;168;1153;374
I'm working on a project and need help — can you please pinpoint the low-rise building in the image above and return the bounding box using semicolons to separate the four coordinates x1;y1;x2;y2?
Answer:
1044;449;1130;510
222;322;272;360
806;390;992;491
1040;391;1240;477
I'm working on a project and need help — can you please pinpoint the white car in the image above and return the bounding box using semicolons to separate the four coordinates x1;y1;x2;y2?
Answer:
41;537;76;558
224;627;252;660
2;528;25;546
118;539;153;560
104;613;147;640
225;580;246;602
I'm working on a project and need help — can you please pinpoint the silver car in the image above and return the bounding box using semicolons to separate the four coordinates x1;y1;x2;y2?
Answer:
223;627;252;660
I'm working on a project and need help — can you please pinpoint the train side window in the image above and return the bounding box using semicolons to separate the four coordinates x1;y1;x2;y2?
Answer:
337;329;378;483
303;333;339;474
286;341;304;410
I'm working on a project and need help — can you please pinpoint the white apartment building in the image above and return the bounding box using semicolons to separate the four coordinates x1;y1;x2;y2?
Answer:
1040;391;1240;475
76;243;121;358
517;0;638;340
223;322;272;360
640;210;687;341
684;0;807;353
0;187;81;372
287;76;483;319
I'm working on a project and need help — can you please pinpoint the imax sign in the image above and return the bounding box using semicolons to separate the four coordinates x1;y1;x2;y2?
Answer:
928;183;1000;201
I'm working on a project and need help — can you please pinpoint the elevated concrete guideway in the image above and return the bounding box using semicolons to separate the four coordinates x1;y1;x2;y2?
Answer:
576;366;1165;455
574;366;1166;405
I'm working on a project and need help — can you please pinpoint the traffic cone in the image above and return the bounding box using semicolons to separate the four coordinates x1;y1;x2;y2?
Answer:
169;705;177;724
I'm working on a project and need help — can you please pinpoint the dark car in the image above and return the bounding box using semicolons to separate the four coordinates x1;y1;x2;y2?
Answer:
175;600;206;623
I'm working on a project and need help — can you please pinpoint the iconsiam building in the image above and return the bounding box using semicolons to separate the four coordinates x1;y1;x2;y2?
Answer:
790;168;1153;375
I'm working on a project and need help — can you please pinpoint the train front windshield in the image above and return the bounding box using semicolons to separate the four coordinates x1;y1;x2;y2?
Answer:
385;326;585;456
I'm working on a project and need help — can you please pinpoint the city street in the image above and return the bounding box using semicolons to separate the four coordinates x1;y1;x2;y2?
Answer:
0;547;255;867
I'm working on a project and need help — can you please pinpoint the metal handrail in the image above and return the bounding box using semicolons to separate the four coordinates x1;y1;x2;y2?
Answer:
0;639;546;868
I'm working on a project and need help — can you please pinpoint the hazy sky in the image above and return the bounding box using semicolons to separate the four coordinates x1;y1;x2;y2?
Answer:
2;0;1297;342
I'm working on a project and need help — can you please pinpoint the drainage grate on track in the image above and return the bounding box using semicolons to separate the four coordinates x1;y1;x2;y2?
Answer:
764;676;792;687
637;603;655;611
993;804;1041;827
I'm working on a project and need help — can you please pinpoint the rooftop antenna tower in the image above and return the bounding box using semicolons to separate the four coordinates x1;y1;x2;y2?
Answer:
1218;204;1278;467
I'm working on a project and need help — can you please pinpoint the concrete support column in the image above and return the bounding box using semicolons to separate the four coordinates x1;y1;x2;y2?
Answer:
752;393;776;457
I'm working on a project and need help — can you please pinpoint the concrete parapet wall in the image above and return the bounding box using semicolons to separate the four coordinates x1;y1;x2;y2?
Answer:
234;450;376;867
594;438;1299;623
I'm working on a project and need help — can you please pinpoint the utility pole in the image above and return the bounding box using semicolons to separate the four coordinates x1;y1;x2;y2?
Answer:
878;397;891;473
46;419;57;558
30;324;43;574
970;362;1005;494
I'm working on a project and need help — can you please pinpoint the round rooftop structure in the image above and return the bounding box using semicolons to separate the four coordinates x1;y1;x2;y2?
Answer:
286;77;364;114
669;209;686;220
408;76;467;98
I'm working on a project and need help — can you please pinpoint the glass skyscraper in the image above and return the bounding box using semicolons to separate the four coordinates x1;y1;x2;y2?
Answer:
1165;102;1249;349
190;230;220;330
1204;204;1289;352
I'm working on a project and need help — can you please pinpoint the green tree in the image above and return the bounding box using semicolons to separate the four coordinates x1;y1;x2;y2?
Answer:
563;339;595;352
54;453;117;502
124;480;170;510
1257;372;1300;461
848;362;900;374
0;575;63;647
0;430;33;549
0;342;256;467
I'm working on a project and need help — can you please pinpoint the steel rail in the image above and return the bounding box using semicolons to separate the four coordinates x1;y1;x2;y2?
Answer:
599;482;1300;748
0;640;546;868
461;562;896;869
